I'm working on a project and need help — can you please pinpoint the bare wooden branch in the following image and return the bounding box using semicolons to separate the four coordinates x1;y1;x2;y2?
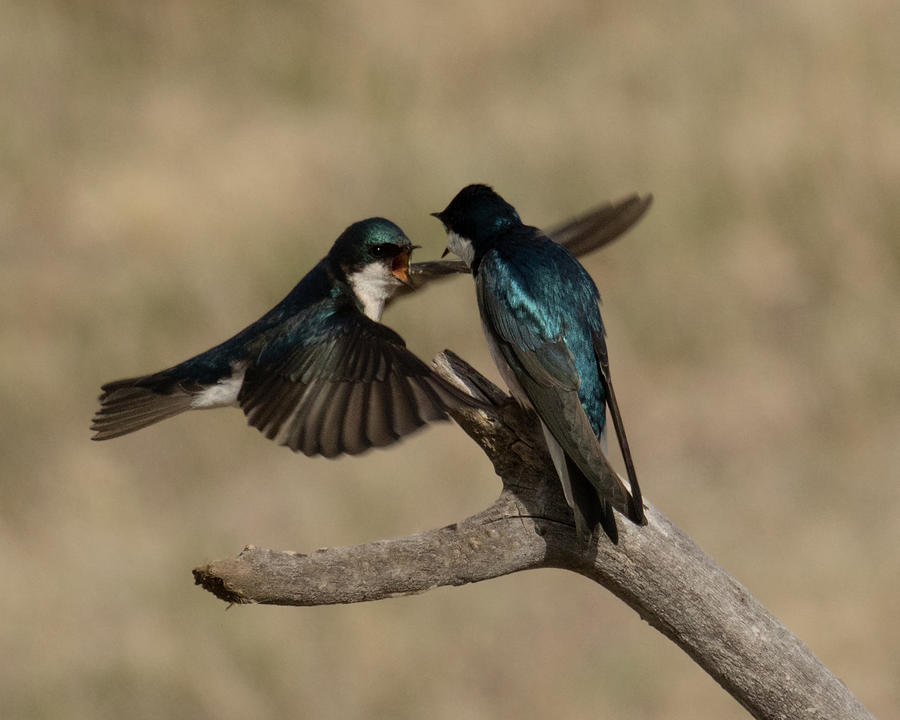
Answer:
193;351;872;720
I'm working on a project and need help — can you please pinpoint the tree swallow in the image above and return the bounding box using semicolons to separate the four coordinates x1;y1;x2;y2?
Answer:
392;193;652;305
91;218;482;458
432;185;646;542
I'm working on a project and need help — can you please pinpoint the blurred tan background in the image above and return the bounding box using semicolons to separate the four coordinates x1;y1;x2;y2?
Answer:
3;1;899;718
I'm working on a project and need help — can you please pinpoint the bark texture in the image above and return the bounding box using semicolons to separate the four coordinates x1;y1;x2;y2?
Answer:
194;351;871;720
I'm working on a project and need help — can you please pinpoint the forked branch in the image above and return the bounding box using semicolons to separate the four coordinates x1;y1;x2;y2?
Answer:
193;351;871;720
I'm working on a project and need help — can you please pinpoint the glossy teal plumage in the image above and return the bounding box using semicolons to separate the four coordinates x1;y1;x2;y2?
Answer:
91;218;480;457
476;234;607;438
434;184;645;543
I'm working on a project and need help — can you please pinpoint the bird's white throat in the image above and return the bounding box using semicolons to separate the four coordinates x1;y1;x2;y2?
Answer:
347;261;398;321
447;231;475;267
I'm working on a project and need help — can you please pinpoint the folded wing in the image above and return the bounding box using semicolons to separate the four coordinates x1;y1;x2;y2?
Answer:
476;255;643;535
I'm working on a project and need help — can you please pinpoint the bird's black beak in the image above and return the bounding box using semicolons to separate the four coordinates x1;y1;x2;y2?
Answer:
431;212;450;258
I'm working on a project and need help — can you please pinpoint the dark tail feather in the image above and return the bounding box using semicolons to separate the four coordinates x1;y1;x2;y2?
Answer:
567;456;618;544
91;374;193;440
594;338;646;527
596;501;618;545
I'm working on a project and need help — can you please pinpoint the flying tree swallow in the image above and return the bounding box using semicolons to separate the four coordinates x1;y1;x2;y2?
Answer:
432;185;646;542
91;218;482;458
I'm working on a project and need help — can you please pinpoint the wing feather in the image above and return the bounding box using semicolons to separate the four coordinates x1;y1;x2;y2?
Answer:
340;382;370;455
238;309;481;457
318;380;354;458
476;252;639;533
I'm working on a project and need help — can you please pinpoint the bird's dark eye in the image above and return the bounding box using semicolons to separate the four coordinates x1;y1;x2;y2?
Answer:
371;243;399;258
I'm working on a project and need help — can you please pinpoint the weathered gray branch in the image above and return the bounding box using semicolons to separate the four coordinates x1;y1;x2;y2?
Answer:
194;351;872;720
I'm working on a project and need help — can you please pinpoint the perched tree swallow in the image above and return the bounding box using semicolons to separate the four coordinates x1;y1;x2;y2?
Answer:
432;185;646;542
394;193;653;303
91;218;482;458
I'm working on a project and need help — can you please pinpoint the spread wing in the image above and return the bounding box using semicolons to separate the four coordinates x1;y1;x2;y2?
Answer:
237;310;480;458
548;193;652;257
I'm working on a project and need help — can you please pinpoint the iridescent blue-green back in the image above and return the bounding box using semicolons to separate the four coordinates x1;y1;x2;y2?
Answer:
476;228;607;437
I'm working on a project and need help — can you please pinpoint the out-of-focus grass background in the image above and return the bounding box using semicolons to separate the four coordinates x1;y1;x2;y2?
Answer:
3;1;898;718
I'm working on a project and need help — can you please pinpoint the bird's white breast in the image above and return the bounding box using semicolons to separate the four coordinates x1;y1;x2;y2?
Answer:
447;231;475;268
482;321;530;405
347;262;397;321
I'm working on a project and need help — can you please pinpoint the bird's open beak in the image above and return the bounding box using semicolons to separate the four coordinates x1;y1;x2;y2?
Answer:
391;246;419;286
